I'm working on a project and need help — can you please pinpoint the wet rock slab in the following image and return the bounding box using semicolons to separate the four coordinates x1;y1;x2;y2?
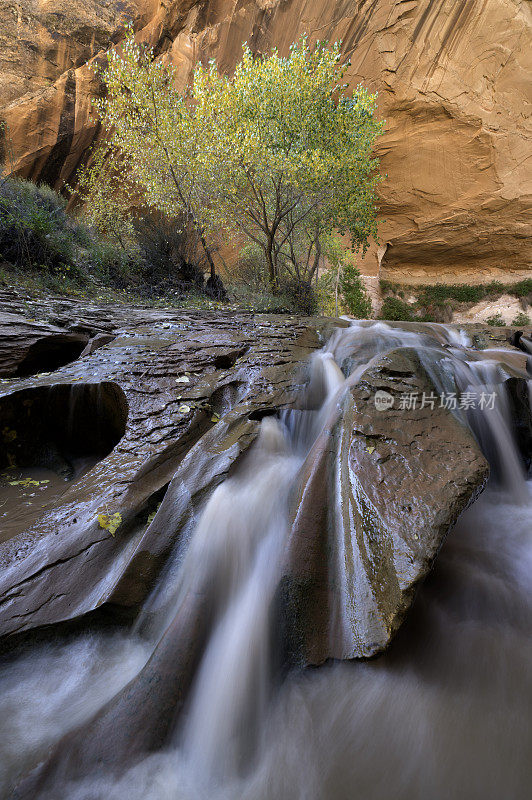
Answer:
282;348;490;662
1;298;527;657
0;292;326;639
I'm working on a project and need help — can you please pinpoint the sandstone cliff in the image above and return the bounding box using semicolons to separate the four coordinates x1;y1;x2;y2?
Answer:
1;0;530;281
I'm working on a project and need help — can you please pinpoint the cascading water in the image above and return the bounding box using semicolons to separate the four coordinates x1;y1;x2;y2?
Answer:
1;321;531;800
177;419;301;784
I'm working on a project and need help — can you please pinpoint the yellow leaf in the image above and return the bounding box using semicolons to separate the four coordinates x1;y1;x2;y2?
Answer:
98;512;122;536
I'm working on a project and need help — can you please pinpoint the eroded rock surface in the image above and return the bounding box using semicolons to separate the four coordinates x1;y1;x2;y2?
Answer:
0;292;326;638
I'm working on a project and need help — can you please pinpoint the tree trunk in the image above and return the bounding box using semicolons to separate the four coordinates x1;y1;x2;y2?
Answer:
198;228;216;281
264;238;276;289
334;261;341;318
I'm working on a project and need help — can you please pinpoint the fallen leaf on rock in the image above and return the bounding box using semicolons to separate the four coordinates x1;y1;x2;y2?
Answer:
98;512;122;536
8;478;50;487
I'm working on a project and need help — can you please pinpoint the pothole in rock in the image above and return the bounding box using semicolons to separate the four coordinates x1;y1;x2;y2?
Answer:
0;382;128;542
213;346;249;370
15;334;89;378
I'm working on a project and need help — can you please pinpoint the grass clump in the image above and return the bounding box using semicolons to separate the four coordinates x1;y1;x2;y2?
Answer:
511;311;531;326
485;313;505;327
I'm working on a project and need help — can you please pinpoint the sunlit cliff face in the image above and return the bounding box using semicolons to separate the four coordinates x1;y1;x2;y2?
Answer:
1;0;530;281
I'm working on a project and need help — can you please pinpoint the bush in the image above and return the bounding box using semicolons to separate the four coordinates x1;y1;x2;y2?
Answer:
230;245;317;313
378;297;416;321
232;243;267;292
511;311;531;326
279;278;318;315
384;279;531;311
0;177;90;279
86;239;135;287
511;279;532;299
417;284;485;306
340;262;372;318
0;180;218;299
133;213;206;295
486;313;505;327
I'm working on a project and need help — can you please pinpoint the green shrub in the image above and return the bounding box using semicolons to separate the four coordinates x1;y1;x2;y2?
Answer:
485;313;505;327
510;279;532;298
378;297;416;321
340;263;372;319
0;178;88;277
86;239;136;287
511;311;531;326
379;279;393;294
484;281;505;297
387;280;530;311
417;284;485;306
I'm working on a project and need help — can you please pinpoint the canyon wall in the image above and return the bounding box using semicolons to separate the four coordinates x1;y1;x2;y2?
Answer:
1;0;530;281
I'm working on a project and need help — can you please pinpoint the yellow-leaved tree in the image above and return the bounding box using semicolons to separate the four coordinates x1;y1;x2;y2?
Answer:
78;28;383;294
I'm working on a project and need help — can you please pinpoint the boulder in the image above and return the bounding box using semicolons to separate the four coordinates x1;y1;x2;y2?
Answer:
281;347;490;662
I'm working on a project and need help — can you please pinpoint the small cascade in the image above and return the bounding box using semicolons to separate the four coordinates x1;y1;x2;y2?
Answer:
454;359;529;501
178;419;300;784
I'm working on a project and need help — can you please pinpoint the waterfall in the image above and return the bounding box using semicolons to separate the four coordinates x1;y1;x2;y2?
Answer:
1;321;531;800
178;419;300;784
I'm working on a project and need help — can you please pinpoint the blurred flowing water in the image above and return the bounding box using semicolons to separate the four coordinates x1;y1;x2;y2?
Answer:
1;322;531;799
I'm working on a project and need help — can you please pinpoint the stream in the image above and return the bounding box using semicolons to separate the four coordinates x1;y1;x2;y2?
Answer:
1;320;531;799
